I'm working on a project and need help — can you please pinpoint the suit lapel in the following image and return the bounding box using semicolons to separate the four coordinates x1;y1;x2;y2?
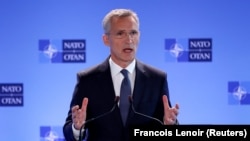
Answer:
132;61;147;110
96;57;117;102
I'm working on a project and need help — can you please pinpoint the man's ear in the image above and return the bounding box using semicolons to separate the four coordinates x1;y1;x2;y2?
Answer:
102;34;110;46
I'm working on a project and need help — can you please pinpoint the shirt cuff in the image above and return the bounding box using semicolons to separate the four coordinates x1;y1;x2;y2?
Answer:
72;123;85;140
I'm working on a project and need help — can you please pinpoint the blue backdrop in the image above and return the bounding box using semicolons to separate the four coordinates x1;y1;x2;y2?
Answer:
1;0;250;140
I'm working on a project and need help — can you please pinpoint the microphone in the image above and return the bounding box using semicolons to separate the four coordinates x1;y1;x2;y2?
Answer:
129;95;164;125
78;96;119;141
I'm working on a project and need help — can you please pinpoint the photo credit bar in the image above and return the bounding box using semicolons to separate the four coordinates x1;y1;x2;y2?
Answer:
130;125;250;140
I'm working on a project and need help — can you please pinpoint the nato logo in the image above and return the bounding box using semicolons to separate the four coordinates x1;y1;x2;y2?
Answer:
228;81;250;105
39;39;86;63
40;126;65;141
165;38;212;62
0;83;23;106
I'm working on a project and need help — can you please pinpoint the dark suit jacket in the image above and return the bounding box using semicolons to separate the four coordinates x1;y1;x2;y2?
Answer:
63;57;175;141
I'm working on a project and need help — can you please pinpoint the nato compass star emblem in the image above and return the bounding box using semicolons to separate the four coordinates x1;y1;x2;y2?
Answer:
43;44;58;59
233;86;247;101
169;43;184;58
44;131;59;141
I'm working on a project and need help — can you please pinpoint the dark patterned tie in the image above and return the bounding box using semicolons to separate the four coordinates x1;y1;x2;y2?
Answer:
120;69;131;125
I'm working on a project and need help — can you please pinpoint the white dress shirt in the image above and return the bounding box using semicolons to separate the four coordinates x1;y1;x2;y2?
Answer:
72;57;136;140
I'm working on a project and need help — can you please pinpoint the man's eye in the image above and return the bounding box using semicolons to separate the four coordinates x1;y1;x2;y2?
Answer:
117;32;125;36
131;31;138;35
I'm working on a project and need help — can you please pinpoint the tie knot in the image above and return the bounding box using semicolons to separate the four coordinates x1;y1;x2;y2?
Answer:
121;69;129;78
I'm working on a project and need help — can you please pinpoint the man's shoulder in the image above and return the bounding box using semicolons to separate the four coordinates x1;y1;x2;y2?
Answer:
77;65;98;76
137;60;166;76
76;60;109;78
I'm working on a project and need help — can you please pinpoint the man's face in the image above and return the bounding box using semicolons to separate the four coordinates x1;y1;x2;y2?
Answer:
103;16;140;68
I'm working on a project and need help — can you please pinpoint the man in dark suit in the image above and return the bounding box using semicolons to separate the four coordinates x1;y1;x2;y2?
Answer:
63;8;179;141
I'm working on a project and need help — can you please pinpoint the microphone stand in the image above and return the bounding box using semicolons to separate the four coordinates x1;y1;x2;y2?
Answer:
78;96;119;141
129;95;164;125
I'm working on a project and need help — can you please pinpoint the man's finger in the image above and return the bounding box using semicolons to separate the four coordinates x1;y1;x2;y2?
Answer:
162;95;170;109
174;103;180;115
81;97;88;111
71;105;79;113
175;103;180;110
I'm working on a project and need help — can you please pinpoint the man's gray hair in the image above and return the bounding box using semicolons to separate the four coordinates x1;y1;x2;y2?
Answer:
102;9;140;33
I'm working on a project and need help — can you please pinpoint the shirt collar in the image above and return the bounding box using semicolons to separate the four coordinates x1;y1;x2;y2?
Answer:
109;57;136;75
